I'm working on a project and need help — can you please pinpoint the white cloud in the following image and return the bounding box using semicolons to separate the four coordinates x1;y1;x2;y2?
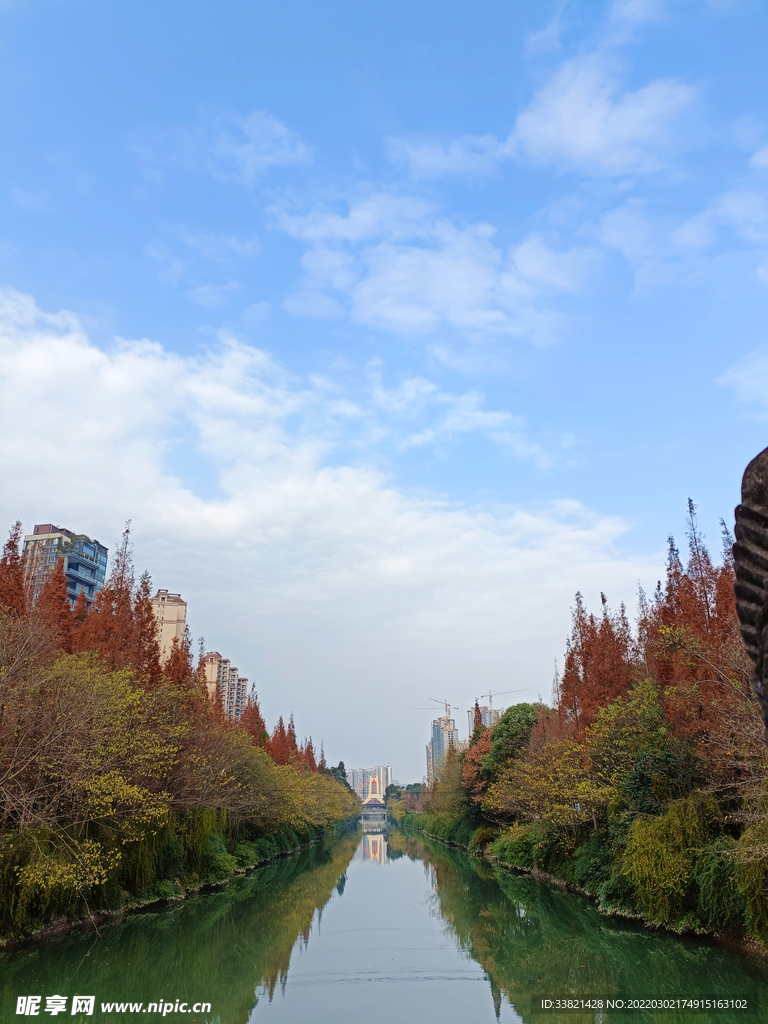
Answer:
241;301;271;325
0;289;660;776
274;193;434;243
609;0;671;27
717;189;768;243
188;280;241;308
363;364;552;461
513;55;696;176
178;228;260;262
718;350;768;407
386;134;510;179
526;5;566;54
11;188;49;211
132;108;311;185
749;145;768;169
675;188;768;252
599;201;661;261
387;51;695;181
274;194;594;347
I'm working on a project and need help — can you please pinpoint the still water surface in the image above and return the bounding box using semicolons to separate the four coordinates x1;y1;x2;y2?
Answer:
1;829;767;1024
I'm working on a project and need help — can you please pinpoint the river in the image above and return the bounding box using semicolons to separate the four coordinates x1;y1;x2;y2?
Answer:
1;828;766;1023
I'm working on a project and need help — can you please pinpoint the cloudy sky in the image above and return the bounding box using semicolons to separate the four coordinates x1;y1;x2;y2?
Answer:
2;0;768;780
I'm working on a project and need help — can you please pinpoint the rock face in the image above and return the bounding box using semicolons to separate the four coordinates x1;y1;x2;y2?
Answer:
734;446;768;738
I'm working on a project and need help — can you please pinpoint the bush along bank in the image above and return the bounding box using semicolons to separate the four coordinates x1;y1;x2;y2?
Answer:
0;644;360;944
396;509;768;948
0;522;361;944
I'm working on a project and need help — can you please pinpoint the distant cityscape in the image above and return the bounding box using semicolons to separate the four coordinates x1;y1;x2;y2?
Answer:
22;521;252;723
345;765;393;796
23;521;511;782
425;704;502;785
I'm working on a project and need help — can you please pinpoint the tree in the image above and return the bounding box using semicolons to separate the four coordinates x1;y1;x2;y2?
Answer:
559;593;634;732
480;703;538;784
462;727;493;804
429;748;468;818
301;738;318;772
164;625;195;688
0;521;26;617
76;524;137;671
35;558;72;653
240;694;268;748
328;762;352;790
266;716;291;765
133;571;162;687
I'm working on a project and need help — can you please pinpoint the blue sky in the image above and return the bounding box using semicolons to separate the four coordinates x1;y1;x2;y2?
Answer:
2;0;768;779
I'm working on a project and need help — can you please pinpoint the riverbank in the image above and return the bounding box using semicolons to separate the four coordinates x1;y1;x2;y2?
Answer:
398;813;767;958
0;817;361;952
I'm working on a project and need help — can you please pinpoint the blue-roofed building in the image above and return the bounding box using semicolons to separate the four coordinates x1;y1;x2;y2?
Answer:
23;523;109;606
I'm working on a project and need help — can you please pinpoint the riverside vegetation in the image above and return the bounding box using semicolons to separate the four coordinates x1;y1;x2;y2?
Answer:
394;504;768;946
0;523;359;943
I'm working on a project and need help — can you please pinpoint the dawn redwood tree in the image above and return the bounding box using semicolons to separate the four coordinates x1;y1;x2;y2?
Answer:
164;625;195;688
240;694;268;747
133;571;163;687
0;521;26;617
559;592;633;733
76;524;137;671
646;512;749;750
302;738;318;772
462;727;493;804
266;716;290;765
286;714;300;763
35;558;72;653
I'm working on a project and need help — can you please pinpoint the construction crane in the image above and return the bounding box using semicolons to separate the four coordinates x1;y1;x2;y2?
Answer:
428;697;456;719
475;689;527;713
410;698;456;719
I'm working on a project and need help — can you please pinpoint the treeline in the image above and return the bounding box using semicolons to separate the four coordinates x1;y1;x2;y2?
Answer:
0;522;359;940
401;504;768;943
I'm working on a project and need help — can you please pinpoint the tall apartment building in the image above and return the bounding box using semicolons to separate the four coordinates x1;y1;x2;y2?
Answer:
202;651;249;722
23;523;108;606
346;765;393;796
467;705;501;736
426;714;459;786
150;590;187;663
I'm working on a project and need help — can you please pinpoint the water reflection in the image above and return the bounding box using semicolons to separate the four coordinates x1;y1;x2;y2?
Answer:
398;830;768;1024
0;832;360;1024
355;830;388;864
2;828;767;1024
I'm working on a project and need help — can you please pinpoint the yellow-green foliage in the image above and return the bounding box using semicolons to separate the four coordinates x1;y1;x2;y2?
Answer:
623;795;720;926
734;821;768;942
0;652;359;937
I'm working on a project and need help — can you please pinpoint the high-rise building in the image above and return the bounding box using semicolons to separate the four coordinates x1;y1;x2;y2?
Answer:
467;705;501;736
150;590;187;663
346;765;392;796
23;524;108;606
426;714;459;786
201;651;249;721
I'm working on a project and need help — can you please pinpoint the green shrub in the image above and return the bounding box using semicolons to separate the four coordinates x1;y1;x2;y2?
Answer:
469;826;499;850
694;837;745;931
735;821;768;943
623;795;720;927
573;831;611;894
492;824;536;869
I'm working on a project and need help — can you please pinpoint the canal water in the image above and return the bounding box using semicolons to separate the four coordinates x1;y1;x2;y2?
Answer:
1;828;767;1024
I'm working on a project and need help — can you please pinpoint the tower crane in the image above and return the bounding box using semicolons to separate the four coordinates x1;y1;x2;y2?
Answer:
475;689;527;713
409;698;456;719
